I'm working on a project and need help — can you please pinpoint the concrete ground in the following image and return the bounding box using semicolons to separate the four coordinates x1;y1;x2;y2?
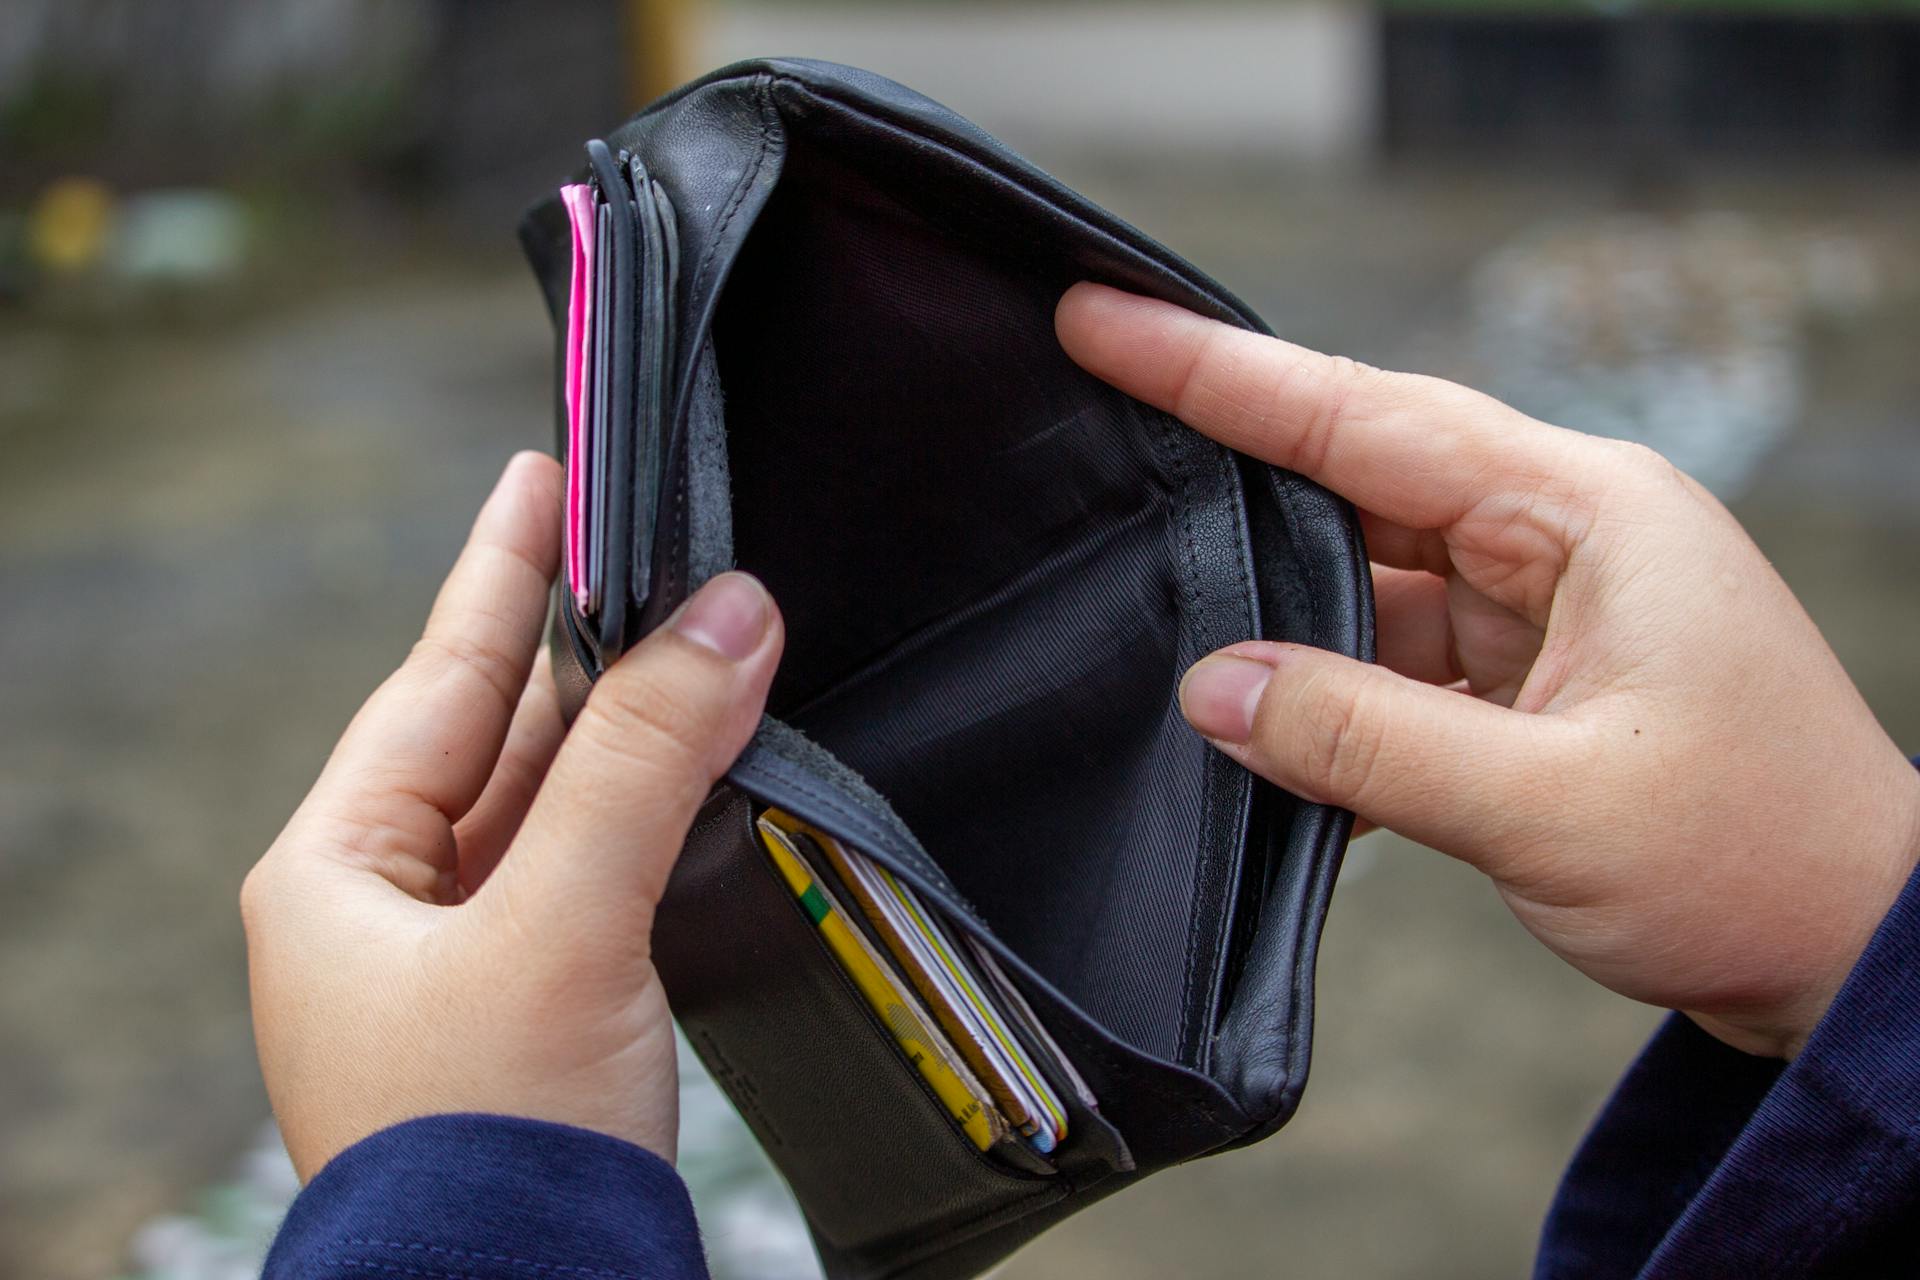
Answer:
2;158;1916;1279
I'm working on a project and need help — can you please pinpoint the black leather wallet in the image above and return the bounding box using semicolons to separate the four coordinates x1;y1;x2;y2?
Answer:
520;59;1374;1280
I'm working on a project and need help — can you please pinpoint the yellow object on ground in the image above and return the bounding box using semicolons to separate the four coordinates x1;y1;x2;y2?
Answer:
28;177;115;272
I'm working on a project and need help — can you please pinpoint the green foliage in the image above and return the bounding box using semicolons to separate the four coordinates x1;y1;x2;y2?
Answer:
0;68;114;158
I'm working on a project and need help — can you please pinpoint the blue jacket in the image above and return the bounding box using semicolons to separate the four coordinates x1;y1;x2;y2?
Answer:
267;837;1920;1279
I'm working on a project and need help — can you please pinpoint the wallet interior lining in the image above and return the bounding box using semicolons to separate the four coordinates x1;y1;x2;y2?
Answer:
712;141;1253;1066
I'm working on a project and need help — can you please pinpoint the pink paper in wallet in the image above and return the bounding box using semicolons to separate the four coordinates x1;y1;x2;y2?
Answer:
559;182;595;613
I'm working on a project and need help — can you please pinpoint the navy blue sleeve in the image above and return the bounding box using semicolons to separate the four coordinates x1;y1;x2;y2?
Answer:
1538;785;1920;1278
264;1114;710;1279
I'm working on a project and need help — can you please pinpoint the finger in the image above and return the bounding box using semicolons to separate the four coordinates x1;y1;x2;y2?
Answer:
1178;640;1586;872
1357;510;1450;575
454;654;565;896
323;451;561;826
1055;282;1586;532
1372;565;1462;687
479;572;784;934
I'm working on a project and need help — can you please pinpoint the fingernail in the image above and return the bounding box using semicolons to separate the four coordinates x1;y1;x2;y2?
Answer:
1179;654;1274;745
671;572;770;661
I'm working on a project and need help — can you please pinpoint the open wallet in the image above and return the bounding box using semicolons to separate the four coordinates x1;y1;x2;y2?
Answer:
518;59;1374;1280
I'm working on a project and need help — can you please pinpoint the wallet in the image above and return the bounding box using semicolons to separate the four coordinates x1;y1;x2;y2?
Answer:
519;58;1374;1280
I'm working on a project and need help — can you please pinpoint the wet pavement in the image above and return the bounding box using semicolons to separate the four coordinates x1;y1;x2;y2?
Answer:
2;160;1915;1279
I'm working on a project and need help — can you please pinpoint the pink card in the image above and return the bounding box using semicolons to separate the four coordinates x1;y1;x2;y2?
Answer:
560;182;596;613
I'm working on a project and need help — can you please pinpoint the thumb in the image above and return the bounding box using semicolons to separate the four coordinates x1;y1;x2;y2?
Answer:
1179;641;1583;873
478;572;784;934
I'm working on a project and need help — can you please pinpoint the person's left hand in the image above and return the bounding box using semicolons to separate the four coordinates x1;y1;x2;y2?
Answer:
242;451;784;1180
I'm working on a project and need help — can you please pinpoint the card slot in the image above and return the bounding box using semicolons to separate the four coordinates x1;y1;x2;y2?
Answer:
767;810;1084;1165
722;724;1237;1168
657;791;1067;1259
583;140;639;659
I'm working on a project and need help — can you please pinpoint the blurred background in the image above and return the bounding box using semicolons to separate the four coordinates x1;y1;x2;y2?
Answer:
3;1;1917;1276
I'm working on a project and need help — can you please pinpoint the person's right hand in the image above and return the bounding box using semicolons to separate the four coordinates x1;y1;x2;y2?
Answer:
1057;282;1920;1060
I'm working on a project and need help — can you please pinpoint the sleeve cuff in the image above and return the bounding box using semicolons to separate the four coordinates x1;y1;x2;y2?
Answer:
264;1114;709;1279
1540;792;1920;1278
1535;1013;1784;1278
1638;842;1920;1275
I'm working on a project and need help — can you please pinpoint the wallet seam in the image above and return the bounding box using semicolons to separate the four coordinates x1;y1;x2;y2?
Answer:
1157;409;1208;1067
756;766;979;919
1200;443;1258;1065
1211;466;1361;1132
1278;470;1348;1112
687;74;777;345
1148;406;1256;1074
670;73;778;609
1048;1015;1237;1136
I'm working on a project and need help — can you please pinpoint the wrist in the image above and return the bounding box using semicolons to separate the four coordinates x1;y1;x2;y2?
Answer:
1697;760;1920;1060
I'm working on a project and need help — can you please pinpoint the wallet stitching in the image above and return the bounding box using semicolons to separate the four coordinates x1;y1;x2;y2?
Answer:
668;441;688;602
1158;426;1259;1075
1155;410;1215;1070
1222;471;1341;1130
1198;448;1259;1069
1171;428;1205;1065
672;75;777;608
689;75;775;344
1278;471;1325;1090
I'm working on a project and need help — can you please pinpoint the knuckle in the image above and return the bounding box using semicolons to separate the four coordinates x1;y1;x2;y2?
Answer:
1169;325;1241;425
1594;437;1723;514
319;809;448;900
473;534;555;592
238;861;275;932
408;630;522;711
1283;671;1387;805
1607;438;1683;486
1318;352;1379;394
578;665;718;774
1285;354;1376;476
